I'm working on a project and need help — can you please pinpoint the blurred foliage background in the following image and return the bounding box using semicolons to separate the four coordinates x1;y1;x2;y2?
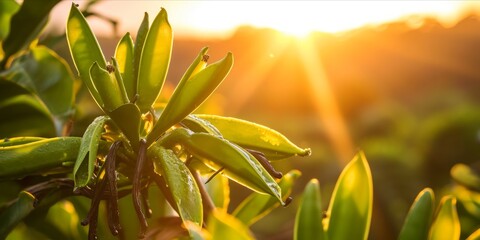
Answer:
5;1;480;239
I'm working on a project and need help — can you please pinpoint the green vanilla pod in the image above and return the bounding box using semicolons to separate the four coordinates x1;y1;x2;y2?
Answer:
326;152;373;240
136;8;172;113
234;170;301;226
111;57;130;104
66;3;106;106
294;179;326;240
184;133;283;204
196;114;310;160
428;196;460;240
114;32;135;101
89;62;125;112
398;188;435;240
147;52;233;145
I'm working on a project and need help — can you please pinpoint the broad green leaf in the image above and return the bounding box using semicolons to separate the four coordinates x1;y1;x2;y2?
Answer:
6;46;75;117
0;137;81;180
147;52;233;145
108;103;141;149
73;116;107;188
0;90;56;137
451;164;480;192
294;179;326;240
466;228;480;240
133;12;149;98
136;8;172;113
114;33;135;101
205;174;230;210
326;152;373;240
233;170;301;226
182;114;222;136
0;0;20;42
66;3;106;107
184;133;283;204
1;0;60;67
428;196;460;240
149;145;203;226
89;62;124;111
0;191;36;239
207;210;254;240
197;114;310;160
398;188;435;240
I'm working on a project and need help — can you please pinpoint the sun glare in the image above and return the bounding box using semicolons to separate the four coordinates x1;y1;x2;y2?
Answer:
167;1;465;38
50;1;468;39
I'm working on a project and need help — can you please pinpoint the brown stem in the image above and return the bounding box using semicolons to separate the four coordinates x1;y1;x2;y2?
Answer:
205;167;224;184
191;170;215;224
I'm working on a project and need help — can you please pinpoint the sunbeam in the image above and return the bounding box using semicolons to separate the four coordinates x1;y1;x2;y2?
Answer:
297;37;354;164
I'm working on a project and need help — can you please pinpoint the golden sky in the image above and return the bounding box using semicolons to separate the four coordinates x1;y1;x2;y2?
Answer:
50;1;479;38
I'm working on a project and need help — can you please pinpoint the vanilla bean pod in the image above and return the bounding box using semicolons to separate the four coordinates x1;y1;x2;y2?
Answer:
133;139;148;237
106;141;122;235
87;204;99;240
81;175;107;227
247;149;283;179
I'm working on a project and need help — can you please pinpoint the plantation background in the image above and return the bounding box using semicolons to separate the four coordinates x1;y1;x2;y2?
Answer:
6;2;480;239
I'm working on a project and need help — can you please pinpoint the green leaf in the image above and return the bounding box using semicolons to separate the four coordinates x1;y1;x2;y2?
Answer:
108;103;141;149
0;191;36;239
466;228;480;240
147;52;233;145
6;46;75;117
233;170;301;226
398;188;435;240
73;116;107;188
66;3;106;107
115;33;135;101
149;145;203;226
136;8;172;113
207;210;254;240
0;88;56;138
451;164;480;192
428;196;460;240
205;174;230;210
0;0;20;42
326;151;373;240
197;114;310;160
0;137;81;180
294;178;326;240
0;137;44;147
1;0;60;67
184;132;283;204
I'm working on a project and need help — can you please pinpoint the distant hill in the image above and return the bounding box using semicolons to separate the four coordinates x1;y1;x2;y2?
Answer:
49;13;480;120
